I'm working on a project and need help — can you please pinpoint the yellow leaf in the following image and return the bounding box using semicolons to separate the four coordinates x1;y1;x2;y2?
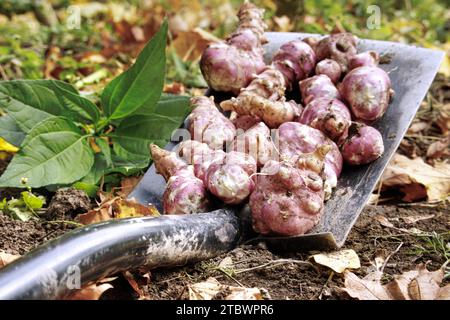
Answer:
0;251;20;268
0;138;19;153
113;199;160;219
188;277;266;300
381;154;450;202
312;249;361;273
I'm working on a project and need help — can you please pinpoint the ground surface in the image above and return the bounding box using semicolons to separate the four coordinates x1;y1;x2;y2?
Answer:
1;203;448;300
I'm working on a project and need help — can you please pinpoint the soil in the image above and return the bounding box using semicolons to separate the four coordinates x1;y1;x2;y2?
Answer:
101;204;449;300
0;213;76;255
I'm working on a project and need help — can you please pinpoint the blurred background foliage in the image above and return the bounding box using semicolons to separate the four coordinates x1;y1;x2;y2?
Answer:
0;0;448;90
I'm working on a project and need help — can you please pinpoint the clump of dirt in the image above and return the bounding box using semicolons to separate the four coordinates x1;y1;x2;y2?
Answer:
0;213;76;255
45;188;91;220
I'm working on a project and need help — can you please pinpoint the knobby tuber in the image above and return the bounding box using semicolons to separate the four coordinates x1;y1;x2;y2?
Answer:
341;123;384;165
340;66;394;122
348;51;379;70
150;144;210;215
278;122;343;197
229;122;275;167
230;112;261;131
250;145;330;236
220;67;302;128
200;2;267;94
299;74;341;105
205;151;257;204
298;98;351;143
272;40;317;89
315;33;358;73
187;96;236;149
178;140;225;182
220;40;316;128
315;59;341;84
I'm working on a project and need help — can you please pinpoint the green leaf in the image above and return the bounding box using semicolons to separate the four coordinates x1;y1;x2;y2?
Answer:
95;137;112;167
0;114;25;146
111;94;190;162
134;93;191;117
21;191;45;211
0;117;94;188
0;80;100;133
101;20;168;120
72;182;98;198
112;113;182;158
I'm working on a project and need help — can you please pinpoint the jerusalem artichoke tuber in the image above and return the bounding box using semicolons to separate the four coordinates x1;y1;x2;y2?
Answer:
299;74;341;105
348;51;379;70
278;122;343;197
341;123;384;165
298;98;351;143
315;59;342;84
200;2;267;94
205;151;257;204
340;66;394;122
250;146;329;236
229;122;275;167
187;96;236;149
150;144;210;215
315;33;358;73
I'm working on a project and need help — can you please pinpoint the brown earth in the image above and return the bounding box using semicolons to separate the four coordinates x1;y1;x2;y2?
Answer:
102;204;447;300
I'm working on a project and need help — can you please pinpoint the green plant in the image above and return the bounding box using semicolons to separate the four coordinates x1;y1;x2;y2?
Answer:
0;189;45;221
0;20;191;190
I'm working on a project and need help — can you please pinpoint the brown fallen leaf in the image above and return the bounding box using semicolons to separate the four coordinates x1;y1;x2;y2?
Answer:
116;176;142;198
426;136;450;159
436;103;450;134
122;271;145;299
407;121;428;134
401;214;435;224
65;283;113;300
76;198;160;225
172;28;220;61
188;278;266;300
0;251;20;268
381;153;450;202
343;264;450;300
374;215;426;235
163;82;186;95
312;249;361;273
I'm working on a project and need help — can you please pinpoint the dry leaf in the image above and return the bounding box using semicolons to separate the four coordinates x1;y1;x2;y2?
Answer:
426;136;450;159
273;15;293;32
374;215;395;228
76;198;159;225
343;270;390;300
218;256;233;269
112;199;160;219
163;82;186;95
188;278;265;300
401;214;435;224
381;154;450;202
117;176;142;198
343;264;450;300
407;121;428;134
122;271;145;298
312;249;361;273
374;215;426;235
367;193;379;205
0;251;20;268
172;28;220;61
65;283;113;300
436;103;450;134
76;207;112;225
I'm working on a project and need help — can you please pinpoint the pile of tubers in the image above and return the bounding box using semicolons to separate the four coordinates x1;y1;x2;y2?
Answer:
150;2;393;237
